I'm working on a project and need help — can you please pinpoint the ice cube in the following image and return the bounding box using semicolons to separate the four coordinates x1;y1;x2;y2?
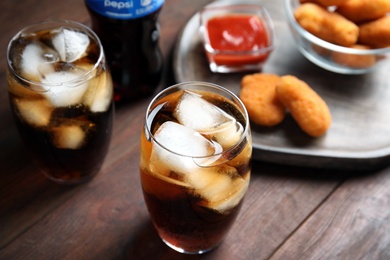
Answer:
191;165;249;212
14;98;53;127
83;70;113;112
174;91;236;131
40;63;89;107
52;28;90;62
206;120;244;149
187;165;233;201
227;139;252;169
207;176;249;212
20;43;59;82
174;91;243;148
51;125;85;149
149;121;216;177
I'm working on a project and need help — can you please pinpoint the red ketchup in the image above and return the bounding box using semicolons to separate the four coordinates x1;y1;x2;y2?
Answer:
206;14;270;66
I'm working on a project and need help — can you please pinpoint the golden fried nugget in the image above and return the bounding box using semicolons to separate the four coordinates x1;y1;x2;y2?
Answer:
240;73;285;126
294;3;359;46
337;0;390;23
332;44;377;68
358;16;390;48
276;75;331;137
300;0;348;7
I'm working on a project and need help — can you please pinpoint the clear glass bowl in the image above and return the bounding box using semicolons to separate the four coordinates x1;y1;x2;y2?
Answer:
285;0;390;74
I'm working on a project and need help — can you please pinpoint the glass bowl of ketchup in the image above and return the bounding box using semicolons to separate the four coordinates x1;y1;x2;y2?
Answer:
199;3;275;73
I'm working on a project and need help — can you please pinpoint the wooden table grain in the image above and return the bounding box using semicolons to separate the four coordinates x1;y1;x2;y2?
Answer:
0;0;389;259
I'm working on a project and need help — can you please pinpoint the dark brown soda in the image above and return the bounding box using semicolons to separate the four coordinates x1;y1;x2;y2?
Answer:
140;167;243;253
86;5;164;103
9;99;114;184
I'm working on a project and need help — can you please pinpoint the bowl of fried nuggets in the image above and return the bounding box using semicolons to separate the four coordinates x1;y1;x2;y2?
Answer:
285;0;390;74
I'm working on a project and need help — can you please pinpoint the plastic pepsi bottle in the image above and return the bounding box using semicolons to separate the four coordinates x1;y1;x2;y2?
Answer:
85;0;164;103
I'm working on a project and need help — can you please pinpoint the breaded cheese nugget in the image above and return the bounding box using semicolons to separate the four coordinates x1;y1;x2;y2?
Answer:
358;16;390;48
337;0;390;23
300;0;348;7
294;3;359;46
276;75;331;137
332;44;377;68
240;73;285;126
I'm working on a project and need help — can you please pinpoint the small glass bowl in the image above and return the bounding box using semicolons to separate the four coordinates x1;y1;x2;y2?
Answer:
199;4;275;73
285;0;390;74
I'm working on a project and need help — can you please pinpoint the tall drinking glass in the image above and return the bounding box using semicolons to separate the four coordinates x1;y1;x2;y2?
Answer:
6;20;114;185
140;81;252;254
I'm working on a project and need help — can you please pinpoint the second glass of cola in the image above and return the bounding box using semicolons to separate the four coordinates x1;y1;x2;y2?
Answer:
140;81;252;254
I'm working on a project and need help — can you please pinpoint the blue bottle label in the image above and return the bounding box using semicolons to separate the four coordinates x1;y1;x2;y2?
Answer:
86;0;164;20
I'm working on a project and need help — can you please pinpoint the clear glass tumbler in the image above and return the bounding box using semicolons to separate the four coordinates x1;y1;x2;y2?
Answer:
6;20;114;184
140;81;252;254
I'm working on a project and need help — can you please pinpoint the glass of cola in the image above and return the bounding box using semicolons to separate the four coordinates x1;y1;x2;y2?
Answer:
140;81;252;254
6;20;114;185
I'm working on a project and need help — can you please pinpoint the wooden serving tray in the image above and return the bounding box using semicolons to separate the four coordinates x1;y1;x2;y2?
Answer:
173;0;390;171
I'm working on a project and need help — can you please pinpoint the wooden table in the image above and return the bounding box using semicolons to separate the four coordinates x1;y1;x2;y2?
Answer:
1;0;390;259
